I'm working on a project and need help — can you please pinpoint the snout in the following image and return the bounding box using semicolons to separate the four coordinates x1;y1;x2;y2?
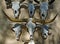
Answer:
14;10;19;19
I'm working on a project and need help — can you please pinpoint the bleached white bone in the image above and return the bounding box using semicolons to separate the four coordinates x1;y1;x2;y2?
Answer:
12;2;20;18
13;24;21;40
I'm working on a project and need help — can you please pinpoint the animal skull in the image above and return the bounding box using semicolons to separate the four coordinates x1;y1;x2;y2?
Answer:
12;1;20;18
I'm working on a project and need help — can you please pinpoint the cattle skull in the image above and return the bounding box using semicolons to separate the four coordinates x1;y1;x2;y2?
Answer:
26;18;36;39
12;1;20;19
28;1;35;18
12;24;22;41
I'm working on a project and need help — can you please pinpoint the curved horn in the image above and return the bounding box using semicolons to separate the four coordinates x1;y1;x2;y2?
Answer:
20;0;25;3
20;3;28;9
2;10;27;22
33;12;58;24
48;0;55;5
45;13;58;24
34;0;40;4
35;4;40;9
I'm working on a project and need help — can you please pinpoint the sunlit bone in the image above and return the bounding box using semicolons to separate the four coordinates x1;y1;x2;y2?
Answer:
36;23;51;39
40;2;48;20
28;2;35;18
41;25;49;39
26;18;36;39
12;24;21;41
12;1;20;18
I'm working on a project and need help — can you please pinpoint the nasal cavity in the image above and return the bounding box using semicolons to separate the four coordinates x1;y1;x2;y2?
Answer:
42;14;45;17
15;10;17;14
30;11;32;14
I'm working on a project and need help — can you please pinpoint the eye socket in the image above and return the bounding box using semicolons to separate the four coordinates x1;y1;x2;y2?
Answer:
15;10;17;14
42;14;45;17
43;33;46;35
30;11;32;14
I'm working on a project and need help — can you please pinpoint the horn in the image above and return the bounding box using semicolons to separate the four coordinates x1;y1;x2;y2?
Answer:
20;3;28;9
33;12;58;24
2;10;27;22
48;0;55;5
45;13;58;24
34;0;40;4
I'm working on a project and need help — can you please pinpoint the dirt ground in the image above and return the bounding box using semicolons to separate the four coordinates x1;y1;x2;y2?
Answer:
0;0;60;44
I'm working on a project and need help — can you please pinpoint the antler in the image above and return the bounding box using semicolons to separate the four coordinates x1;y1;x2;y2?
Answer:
34;0;55;4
